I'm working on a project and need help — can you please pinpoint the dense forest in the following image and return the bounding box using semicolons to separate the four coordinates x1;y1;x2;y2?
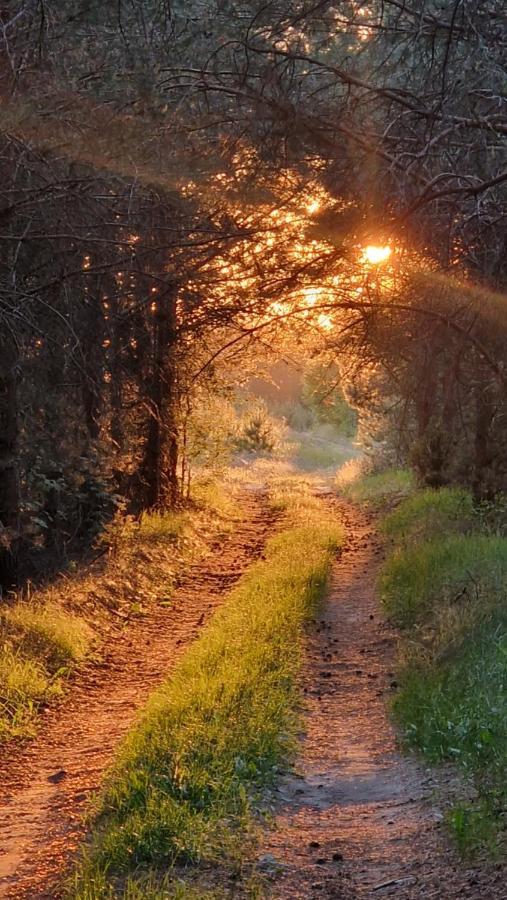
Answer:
1;0;505;593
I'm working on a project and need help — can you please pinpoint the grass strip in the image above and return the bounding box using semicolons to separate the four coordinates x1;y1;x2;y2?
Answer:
70;492;342;898
380;487;507;855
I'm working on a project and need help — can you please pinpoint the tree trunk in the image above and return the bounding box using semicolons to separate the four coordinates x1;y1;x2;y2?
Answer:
0;336;20;593
473;383;496;499
140;286;180;509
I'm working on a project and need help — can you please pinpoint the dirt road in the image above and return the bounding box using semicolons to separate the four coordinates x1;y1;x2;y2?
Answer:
0;490;277;899
259;498;505;899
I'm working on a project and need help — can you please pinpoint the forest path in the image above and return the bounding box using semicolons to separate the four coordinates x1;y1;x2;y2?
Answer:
0;489;278;899
258;496;504;900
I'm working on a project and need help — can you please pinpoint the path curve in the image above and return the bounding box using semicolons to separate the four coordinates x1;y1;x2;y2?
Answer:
0;490;277;899
259;497;505;899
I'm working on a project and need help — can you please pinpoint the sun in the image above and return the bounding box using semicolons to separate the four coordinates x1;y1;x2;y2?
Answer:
363;245;392;265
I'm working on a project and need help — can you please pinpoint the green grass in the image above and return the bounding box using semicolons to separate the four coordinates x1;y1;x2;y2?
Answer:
69;492;342;898
380;534;507;628
342;467;414;505
381;486;507;855
381;487;474;546
0;604;92;739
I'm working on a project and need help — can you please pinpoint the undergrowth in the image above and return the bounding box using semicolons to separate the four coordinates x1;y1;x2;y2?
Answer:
69;487;342;898
0;480;236;743
380;486;507;856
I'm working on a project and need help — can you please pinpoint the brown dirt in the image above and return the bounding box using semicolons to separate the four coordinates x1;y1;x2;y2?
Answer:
258;497;506;899
0;489;277;900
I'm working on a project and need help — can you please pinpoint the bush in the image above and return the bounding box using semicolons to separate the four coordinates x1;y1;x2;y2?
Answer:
235;401;285;454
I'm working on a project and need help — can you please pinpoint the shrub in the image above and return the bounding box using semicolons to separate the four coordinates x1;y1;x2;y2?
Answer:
235;401;285;454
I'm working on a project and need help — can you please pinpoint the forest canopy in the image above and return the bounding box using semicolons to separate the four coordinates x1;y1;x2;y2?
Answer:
0;1;506;590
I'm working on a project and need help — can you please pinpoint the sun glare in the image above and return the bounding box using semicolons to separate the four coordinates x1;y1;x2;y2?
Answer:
306;198;321;215
363;245;391;265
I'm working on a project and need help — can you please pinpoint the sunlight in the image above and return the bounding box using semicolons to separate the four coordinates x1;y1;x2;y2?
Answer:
306;198;321;215
363;245;391;265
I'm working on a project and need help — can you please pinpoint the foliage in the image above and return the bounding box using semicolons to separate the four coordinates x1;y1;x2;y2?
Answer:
70;490;342;897
184;396;239;481
235;401;286;454
302;360;357;438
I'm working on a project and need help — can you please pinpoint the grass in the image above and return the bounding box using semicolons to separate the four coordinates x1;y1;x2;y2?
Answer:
381;487;507;855
381;486;474;545
0;480;239;744
69;488;342;898
0;650;61;741
341;467;414;505
380;533;507;628
0;604;93;740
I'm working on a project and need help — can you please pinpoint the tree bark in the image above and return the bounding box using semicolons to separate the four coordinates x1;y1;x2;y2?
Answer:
140;286;180;509
0;335;20;592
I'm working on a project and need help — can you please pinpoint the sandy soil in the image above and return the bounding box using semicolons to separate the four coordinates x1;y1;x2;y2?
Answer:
258;497;506;899
0;489;277;899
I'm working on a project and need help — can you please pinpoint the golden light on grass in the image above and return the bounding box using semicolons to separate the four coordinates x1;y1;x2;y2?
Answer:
363;245;392;265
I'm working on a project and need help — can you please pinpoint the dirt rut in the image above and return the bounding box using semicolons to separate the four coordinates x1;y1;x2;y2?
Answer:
260;498;505;899
0;490;277;899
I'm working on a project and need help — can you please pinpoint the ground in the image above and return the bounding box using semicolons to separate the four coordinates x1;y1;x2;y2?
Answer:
0;489;276;899
256;497;505;899
0;480;505;899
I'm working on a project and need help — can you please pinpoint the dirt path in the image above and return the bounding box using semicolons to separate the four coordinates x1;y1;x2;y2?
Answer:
259;498;505;899
0;490;277;899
